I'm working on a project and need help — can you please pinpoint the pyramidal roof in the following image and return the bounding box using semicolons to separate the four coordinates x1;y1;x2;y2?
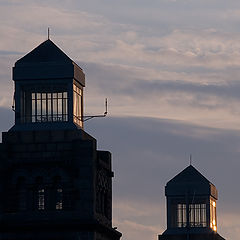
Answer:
167;165;211;185
166;165;218;198
15;39;73;66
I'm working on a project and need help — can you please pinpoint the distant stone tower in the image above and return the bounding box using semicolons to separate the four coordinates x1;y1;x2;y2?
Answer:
0;39;122;240
159;165;226;240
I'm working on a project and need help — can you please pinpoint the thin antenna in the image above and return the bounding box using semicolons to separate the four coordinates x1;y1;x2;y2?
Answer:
104;98;108;115
190;154;192;166
82;98;108;122
47;27;50;40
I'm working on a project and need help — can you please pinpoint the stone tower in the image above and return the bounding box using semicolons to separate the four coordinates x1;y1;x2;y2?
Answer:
159;165;226;240
0;39;122;240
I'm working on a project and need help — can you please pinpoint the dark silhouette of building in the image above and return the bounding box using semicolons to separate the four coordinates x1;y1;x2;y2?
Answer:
0;39;122;240
159;165;226;240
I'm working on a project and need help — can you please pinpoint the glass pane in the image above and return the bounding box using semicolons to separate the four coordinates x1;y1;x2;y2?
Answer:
63;99;67;115
38;189;45;210
202;204;206;226
26;91;68;123
178;205;182;227
32;99;35;115
76;94;79;116
73;91;76;116
56;188;63;210
53;99;57;121
63;98;68;121
42;99;46;120
42;93;46;100
37;99;41;121
32;98;35;122
58;98;62;119
182;205;186;226
48;99;52;115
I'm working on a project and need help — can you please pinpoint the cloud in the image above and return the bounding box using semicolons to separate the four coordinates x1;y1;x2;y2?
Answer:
0;1;240;239
0;106;239;239
80;61;240;129
85;116;240;203
113;198;165;240
85;116;240;240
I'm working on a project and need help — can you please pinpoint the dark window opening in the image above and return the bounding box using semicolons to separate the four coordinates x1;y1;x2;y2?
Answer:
189;203;207;227
171;202;207;228
21;90;68;123
53;176;63;210
35;177;45;211
56;188;63;210
177;203;187;227
38;188;45;210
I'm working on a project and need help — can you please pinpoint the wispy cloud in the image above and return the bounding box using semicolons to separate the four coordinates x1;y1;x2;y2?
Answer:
1;1;240;239
86;116;240;240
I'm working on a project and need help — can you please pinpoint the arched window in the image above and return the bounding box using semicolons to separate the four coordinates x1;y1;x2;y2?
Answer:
16;176;27;211
35;176;45;210
53;176;63;210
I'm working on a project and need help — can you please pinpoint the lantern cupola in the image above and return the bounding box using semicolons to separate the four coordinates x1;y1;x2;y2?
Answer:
11;39;85;131
159;165;226;240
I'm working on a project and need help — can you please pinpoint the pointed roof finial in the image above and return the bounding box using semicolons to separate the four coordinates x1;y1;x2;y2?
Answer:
48;27;50;40
190;154;192;165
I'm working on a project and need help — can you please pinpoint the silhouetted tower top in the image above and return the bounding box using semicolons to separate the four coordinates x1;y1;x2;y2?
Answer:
12;39;85;131
0;38;121;240
166;165;218;199
159;165;225;240
16;40;75;65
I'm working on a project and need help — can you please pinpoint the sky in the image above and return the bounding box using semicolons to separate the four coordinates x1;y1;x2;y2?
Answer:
0;0;240;239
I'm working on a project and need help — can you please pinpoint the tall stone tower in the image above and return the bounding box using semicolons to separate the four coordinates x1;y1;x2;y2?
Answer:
159;165;226;240
0;39;122;240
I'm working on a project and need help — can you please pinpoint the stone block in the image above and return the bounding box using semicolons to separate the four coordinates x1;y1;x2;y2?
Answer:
61;151;72;158
19;152;31;159
46;143;56;151
12;144;26;152
30;152;42;158
78;179;92;188
27;144;37;152
2;131;19;144
36;144;45;151
57;143;71;151
20;131;35;143
35;131;51;142
42;151;54;158
78;167;92;177
51;130;65;142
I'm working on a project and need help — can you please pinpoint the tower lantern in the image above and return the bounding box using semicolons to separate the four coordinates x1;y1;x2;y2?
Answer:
12;39;85;130
159;165;226;240
0;39;121;240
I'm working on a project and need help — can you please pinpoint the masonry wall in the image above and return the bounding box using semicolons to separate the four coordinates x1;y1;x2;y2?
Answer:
0;129;121;240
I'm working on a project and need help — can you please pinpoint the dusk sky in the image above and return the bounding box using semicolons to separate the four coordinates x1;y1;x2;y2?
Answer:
1;1;240;239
